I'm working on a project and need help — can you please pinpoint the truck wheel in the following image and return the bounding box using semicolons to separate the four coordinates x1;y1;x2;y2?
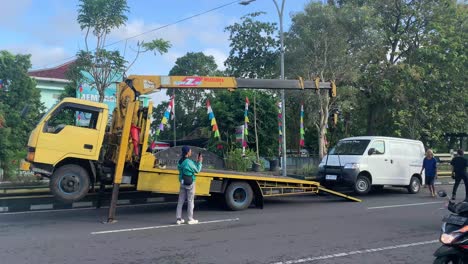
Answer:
50;164;90;203
225;181;253;211
407;176;421;194
354;175;371;195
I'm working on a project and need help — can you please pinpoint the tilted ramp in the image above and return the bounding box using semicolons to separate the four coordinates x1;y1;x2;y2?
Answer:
317;186;362;202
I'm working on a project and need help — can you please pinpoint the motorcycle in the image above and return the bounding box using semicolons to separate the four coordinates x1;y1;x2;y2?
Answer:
434;190;468;264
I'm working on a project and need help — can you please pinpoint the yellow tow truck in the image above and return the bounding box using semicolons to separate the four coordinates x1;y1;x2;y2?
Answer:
24;75;360;221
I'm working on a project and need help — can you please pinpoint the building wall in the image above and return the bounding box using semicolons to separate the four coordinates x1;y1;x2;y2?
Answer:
35;79;66;110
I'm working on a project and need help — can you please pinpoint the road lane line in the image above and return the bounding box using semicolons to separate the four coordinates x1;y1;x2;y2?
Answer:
270;240;438;264
368;201;443;210
91;218;240;235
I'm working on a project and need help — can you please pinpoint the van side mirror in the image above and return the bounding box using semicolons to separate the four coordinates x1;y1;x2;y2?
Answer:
368;148;376;156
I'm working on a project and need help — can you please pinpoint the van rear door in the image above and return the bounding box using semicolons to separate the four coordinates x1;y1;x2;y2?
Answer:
388;141;410;185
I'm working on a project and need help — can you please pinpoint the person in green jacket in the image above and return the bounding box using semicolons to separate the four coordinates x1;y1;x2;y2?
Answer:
176;146;203;225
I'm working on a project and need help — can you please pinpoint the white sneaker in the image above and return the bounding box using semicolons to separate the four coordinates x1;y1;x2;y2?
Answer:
176;219;185;225
188;219;199;225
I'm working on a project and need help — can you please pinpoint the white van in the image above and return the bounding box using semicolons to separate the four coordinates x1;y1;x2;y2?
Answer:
317;136;425;195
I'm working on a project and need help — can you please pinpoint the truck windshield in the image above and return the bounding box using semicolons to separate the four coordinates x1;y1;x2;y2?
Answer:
329;140;370;155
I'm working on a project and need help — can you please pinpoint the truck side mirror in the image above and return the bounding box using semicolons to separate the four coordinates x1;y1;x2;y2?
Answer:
368;148;375;156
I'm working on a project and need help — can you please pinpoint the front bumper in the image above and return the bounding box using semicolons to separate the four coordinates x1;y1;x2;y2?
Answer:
317;166;360;187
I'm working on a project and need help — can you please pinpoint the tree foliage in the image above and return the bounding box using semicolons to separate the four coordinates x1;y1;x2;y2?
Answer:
75;0;170;102
0;51;43;177
225;12;280;79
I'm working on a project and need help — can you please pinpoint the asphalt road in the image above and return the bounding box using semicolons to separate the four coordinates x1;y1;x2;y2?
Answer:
0;185;464;264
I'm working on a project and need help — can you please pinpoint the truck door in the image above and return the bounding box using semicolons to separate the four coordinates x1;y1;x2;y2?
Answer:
35;103;104;165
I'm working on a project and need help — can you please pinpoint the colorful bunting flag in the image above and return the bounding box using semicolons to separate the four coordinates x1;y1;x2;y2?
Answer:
151;96;174;147
242;97;250;155
278;101;282;155
300;104;305;147
206;100;220;139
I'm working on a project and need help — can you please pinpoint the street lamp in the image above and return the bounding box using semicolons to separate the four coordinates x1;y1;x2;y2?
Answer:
240;0;287;177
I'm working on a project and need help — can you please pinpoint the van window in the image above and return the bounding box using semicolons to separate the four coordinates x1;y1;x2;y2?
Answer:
329;140;370;155
370;140;385;154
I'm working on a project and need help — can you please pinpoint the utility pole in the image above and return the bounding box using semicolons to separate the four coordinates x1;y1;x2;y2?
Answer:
273;0;287;177
240;0;287;176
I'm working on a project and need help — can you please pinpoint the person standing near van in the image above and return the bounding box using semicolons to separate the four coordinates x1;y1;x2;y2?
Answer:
450;149;467;201
176;146;203;225
421;149;437;197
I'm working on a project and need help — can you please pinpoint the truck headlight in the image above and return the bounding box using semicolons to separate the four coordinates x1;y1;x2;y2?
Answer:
26;147;35;162
344;163;360;169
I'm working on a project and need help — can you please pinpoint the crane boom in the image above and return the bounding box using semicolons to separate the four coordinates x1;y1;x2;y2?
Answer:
122;75;333;95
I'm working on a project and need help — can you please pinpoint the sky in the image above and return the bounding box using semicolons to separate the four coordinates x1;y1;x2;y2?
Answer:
0;0;314;76
0;0;317;105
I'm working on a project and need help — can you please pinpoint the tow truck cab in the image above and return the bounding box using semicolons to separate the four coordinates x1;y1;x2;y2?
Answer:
26;98;108;202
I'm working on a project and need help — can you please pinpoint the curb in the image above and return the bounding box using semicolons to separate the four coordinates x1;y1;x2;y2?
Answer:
0;192;179;213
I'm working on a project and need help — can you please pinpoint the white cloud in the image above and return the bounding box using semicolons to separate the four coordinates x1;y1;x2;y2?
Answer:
8;44;69;69
203;48;228;70
31;10;81;46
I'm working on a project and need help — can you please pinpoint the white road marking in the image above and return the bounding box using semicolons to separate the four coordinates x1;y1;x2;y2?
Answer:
367;201;443;210
116;199;131;205
91;218;240;235
30;204;53;210
0;202;179;215
270;240;438;264
72;201;93;208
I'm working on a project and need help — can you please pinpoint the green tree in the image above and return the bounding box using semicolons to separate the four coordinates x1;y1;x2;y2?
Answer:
224;12;280;159
0;51;43;178
285;2;373;158
225;12;280;79
75;0;170;102
209;90;278;158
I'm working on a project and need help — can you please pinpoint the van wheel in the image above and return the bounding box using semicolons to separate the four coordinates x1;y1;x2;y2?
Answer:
407;176;421;194
225;182;253;211
354;175;371;195
50;164;90;203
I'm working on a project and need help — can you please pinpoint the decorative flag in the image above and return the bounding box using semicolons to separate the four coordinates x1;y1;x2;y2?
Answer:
206;100;220;139
169;95;175;120
300;103;305;147
151;99;174;147
242;97;250;155
79;84;83;98
278;101;282;156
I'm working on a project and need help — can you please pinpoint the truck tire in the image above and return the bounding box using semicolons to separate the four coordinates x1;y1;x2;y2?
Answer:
50;164;90;203
407;176;421;194
225;181;253;211
354;175;371;195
